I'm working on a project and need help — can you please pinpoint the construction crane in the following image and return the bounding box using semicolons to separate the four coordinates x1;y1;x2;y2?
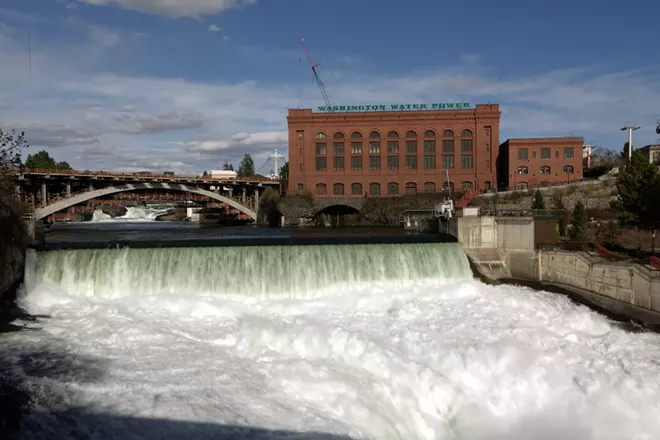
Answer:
300;38;334;111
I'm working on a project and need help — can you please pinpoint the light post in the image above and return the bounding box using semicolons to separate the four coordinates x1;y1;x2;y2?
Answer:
652;229;656;256
621;123;641;161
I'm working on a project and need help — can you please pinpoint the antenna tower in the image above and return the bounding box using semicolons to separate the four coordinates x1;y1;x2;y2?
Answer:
300;38;334;111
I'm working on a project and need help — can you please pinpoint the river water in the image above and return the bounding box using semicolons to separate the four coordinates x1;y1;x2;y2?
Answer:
2;222;660;439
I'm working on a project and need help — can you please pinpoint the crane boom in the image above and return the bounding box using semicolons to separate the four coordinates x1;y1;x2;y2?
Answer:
300;39;334;111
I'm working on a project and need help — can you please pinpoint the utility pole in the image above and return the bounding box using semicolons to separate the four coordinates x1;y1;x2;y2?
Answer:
621;123;641;161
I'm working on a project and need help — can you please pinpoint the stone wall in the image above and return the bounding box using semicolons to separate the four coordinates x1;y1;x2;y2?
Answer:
0;202;26;307
473;176;618;212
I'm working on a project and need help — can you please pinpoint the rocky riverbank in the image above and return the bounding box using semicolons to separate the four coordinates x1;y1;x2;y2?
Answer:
0;201;26;309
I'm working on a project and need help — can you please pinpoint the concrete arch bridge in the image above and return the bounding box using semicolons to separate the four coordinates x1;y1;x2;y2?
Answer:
34;182;258;220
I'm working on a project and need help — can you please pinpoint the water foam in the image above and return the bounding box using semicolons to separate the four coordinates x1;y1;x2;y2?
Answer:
4;244;660;439
90;206;170;222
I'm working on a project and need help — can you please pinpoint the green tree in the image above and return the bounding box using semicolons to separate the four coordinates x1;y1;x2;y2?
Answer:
279;161;289;194
237;153;255;177
531;189;546;210
202;170;208;177
25;150;71;170
222;161;234;171
611;150;660;228
569;200;588;241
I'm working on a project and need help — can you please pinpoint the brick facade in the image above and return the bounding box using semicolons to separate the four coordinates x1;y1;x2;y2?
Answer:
497;137;585;190
287;104;501;197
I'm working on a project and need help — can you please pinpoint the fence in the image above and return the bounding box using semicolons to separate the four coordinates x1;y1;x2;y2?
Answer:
13;168;279;183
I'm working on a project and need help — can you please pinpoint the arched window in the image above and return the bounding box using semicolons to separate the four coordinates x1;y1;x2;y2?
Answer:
387;131;399;138
405;182;417;195
333;132;344;139
461;181;473;191
563;165;574;173
369;183;381;196
517;166;529;175
484;181;492;192
297;183;304;193
369;131;381;139
315;132;326;139
351;131;363;154
461;129;473;153
516;182;529;190
540;165;551;175
351;131;362;139
424;182;436;193
405;130;417;138
351;183;362;195
315;183;326;195
442;130;454;153
443;182;455;193
387;182;399;195
333;183;344;195
423;130;436;153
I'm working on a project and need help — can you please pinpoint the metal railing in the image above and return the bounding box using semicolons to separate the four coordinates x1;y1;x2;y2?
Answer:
12;167;280;184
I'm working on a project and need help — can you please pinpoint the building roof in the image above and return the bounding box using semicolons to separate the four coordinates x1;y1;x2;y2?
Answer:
502;137;584;145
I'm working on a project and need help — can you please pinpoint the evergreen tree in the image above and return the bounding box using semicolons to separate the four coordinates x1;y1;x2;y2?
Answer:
25;150;71;170
237;153;255;177
531;189;546;210
279;161;289;194
569;200;588;241
202;170;208;177
611;150;660;228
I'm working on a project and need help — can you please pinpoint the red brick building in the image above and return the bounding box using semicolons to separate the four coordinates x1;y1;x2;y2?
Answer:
287;104;501;197
497;137;585;190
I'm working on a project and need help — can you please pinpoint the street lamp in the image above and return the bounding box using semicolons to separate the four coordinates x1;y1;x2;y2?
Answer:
621;123;641;161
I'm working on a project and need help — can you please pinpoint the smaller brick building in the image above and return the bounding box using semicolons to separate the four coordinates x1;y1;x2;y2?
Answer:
497;137;584;190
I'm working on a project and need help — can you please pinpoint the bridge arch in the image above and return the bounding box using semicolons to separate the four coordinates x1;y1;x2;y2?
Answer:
34;182;257;220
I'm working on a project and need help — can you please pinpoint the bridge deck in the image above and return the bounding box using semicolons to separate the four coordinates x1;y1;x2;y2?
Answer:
14;168;280;186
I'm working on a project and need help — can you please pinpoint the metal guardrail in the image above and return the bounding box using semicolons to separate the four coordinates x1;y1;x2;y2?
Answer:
11;168;280;184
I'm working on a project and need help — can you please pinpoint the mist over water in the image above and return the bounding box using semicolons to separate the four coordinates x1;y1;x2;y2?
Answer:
91;206;170;222
3;238;660;439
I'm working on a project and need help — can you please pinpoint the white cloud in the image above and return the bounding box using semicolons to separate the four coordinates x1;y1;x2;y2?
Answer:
76;0;258;18
208;24;221;32
126;110;205;134
89;25;120;47
1;23;659;173
460;53;479;64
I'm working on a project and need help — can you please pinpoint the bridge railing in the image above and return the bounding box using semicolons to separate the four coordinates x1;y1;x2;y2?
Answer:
13;168;279;183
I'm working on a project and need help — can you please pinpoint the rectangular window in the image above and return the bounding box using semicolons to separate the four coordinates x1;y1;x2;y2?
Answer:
387;156;398;170
315;157;327;171
333;142;344;155
423;155;436;169
564;147;574;159
442;140;453;153
333;156;344;171
541;148;551;159
315;143;327;155
485;127;491;136
405;141;417;153
518;148;528;160
486;143;490;152
423;140;436;153
387;141;399;154
299;163;302;171
369;142;381;154
461;155;473;169
369;156;380;170
351;156;362;170
296;130;303;140
405;155;417;169
533;151;537;158
461;139;473;153
555;150;559;158
351;142;362;154
443;155;454;169
486;160;490;169
299;147;302;156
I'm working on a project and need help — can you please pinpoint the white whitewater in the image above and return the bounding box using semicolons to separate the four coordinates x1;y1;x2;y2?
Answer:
3;243;660;439
91;206;170;222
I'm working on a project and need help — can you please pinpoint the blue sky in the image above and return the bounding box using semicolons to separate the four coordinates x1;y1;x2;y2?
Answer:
0;0;659;173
